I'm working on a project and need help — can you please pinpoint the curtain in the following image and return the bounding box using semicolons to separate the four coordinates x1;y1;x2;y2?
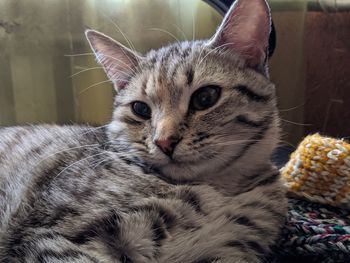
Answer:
0;0;222;126
1;0;349;144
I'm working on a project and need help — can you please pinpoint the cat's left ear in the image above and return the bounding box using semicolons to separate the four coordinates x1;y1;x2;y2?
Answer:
85;30;143;90
209;0;271;73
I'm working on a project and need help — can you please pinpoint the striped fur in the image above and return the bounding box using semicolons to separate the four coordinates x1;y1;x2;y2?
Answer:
0;0;287;262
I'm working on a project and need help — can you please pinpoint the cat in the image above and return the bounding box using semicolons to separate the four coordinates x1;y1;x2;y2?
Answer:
0;0;287;262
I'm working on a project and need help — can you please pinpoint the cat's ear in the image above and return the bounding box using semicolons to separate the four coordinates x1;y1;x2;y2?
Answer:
85;29;142;90
209;0;271;72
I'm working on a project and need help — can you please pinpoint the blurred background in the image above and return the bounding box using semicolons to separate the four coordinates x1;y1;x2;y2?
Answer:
0;0;349;147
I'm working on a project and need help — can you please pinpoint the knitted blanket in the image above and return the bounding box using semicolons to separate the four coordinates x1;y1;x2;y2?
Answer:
272;198;350;262
272;134;350;262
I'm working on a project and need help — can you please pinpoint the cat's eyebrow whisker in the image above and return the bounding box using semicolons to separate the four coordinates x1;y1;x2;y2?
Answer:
68;52;135;73
104;15;144;70
54;152;108;179
101;12;138;54
98;53;143;79
96;54;137;73
109;69;136;80
196;42;236;68
146;28;181;44
191;10;196;42
67;52;138;76
195;43;208;68
171;23;188;41
70;66;104;78
78;79;114;95
64;52;95;57
94;17;144;77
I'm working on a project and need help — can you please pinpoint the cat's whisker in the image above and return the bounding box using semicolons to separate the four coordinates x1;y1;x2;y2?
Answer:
79;124;110;136
96;54;137;73
196;42;221;66
209;137;279;147
280;118;312;126
278;140;297;149
212;132;267;139
210;139;260;146
101;12;137;54
197;42;236;68
78;79;115;95
104;15;144;72
171;23;188;41
195;43;208;68
70;66;104;78
54;152;108;179
68;52;138;78
204;153;230;163
279;102;306;112
192;10;196;42
146;28;181;44
64;52;95;57
34;143;101;168
92;158;110;169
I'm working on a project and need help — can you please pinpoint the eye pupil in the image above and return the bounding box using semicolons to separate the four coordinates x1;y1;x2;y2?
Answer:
132;101;151;119
190;85;221;111
199;93;211;106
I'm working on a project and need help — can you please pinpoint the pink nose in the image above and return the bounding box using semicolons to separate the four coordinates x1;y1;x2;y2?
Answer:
155;137;181;156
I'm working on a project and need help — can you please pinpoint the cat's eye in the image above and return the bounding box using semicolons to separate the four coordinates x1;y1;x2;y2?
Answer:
190;85;221;111
131;101;151;119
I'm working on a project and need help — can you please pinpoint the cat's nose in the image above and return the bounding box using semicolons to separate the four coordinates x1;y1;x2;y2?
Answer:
155;136;181;157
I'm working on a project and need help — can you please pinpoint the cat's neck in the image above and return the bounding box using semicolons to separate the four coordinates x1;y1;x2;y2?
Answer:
194;159;276;195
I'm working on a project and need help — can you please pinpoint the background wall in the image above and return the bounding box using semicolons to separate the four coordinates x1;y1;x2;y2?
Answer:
304;11;350;139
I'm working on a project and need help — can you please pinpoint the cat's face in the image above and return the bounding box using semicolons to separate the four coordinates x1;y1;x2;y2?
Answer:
86;0;279;180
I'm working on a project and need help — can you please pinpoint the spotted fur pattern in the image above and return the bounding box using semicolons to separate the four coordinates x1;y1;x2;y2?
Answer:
0;0;287;262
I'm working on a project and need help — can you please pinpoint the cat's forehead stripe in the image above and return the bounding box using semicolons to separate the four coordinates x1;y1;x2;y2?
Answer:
186;68;194;86
142;43;197;105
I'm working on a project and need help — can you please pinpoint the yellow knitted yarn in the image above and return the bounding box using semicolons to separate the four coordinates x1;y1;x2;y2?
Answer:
281;133;350;208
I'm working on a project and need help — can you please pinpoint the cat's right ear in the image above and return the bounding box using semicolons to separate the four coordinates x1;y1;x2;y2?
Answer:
85;30;142;90
208;0;271;74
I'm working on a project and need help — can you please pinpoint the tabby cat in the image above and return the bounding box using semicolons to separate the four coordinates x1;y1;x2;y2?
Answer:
0;0;287;262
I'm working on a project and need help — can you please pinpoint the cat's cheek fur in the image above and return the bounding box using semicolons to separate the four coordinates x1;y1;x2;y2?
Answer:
108;120;125;137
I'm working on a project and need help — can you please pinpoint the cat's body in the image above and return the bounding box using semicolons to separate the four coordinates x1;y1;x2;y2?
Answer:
0;125;285;263
0;1;287;262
